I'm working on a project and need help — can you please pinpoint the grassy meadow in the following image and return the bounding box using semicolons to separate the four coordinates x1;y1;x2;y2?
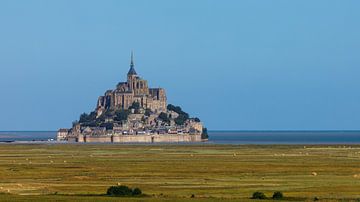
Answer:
0;144;360;201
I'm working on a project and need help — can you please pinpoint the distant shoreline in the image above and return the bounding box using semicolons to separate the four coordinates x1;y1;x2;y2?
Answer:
1;131;360;145
2;130;360;132
2;141;360;146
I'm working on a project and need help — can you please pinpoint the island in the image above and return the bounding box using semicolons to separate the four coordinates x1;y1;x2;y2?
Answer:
57;53;208;143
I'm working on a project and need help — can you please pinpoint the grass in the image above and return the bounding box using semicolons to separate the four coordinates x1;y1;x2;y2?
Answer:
0;144;360;201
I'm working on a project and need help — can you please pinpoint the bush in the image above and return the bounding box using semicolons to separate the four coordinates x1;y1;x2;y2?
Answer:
251;191;266;199
114;110;130;122
132;187;142;196
106;185;142;197
79;111;97;123
129;102;141;110
107;185;133;196
167;104;182;114
144;108;151;116
272;191;283;200
201;127;209;139
174;113;189;125
167;104;190;125
100;122;114;130
158;112;170;123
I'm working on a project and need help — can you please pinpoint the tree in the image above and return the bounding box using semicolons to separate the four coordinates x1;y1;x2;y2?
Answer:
158;112;170;123
78;111;98;126
79;113;91;123
167;104;183;114
194;117;201;122
106;185;142;197
129;102;140;110
201;127;209;139
100;122;114;130
272;191;283;200
167;104;190;125
174;113;188;125
114;110;129;122
144;108;151;116
107;185;133;196
251;192;266;199
132;187;142;196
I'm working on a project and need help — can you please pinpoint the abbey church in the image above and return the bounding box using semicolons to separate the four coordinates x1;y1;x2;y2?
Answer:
96;52;167;117
57;52;207;143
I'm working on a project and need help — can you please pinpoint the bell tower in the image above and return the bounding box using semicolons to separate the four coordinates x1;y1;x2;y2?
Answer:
127;51;137;91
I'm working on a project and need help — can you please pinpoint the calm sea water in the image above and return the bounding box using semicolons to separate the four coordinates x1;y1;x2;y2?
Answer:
1;131;360;144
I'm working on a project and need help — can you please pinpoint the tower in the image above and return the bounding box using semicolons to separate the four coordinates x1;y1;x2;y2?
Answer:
127;51;137;91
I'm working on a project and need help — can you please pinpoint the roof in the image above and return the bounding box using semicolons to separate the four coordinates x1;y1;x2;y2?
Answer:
58;129;68;132
127;51;137;75
127;66;137;75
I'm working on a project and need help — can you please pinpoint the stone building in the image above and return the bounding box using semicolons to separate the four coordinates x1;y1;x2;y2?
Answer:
96;52;167;117
57;129;68;141
59;52;207;143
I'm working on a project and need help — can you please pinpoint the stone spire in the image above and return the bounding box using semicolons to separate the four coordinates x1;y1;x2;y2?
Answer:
128;51;137;75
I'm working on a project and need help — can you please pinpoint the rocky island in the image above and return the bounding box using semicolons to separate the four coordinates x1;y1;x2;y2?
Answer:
57;53;208;143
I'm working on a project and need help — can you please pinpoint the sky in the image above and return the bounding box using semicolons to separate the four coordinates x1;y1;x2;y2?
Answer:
0;0;359;131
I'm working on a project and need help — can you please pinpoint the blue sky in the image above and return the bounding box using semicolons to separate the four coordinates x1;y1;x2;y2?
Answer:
0;0;359;131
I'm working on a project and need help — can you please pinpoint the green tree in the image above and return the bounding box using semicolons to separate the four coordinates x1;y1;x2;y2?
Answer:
167;104;190;125
114;110;129;122
174;113;188;125
144;108;151;116
129;102;140;110
201;127;209;139
106;185;142;197
272;191;284;200
132;188;142;196
167;104;183;114
251;192;266;199
79;113;90;123
158;112;170;123
100;122;114;130
107;185;133;197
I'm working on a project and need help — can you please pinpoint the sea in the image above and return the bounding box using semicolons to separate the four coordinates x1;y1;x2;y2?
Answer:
1;131;360;144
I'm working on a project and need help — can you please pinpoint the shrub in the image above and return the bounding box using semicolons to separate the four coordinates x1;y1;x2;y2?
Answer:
79;111;97;123
167;104;190;125
129;102;140;110
132;187;142;196
174;113;189;125
167;104;182;114
107;185;133;196
201;127;209;139
251;191;266;199
158;112;170;123
144;108;151;116
114;110;130;122
106;185;142;197
272;191;283;200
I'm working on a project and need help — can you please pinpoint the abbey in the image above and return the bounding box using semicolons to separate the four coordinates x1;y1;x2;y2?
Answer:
96;53;167;117
57;53;208;143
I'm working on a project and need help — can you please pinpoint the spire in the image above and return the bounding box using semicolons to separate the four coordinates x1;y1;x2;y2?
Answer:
128;51;137;75
130;51;134;68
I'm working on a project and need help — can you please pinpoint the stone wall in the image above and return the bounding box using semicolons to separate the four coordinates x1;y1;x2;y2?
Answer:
79;134;202;143
84;135;112;143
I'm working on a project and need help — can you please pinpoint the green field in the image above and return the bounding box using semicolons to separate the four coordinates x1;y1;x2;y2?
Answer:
0;144;360;201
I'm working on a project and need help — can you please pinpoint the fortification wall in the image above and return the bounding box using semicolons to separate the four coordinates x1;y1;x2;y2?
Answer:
84;135;112;143
80;134;202;143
